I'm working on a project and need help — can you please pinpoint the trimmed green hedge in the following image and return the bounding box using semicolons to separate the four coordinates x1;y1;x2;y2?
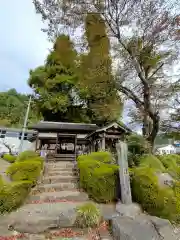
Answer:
77;154;119;203
2;154;16;163
131;167;178;222
139;154;165;171
17;150;39;161
158;154;178;169
88;152;113;164
78;151;113;164
158;154;180;180
0;175;4;185
17;155;44;168
0;181;32;214
6;160;42;185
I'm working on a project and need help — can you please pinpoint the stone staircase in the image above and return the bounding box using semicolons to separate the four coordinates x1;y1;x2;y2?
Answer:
29;160;89;202
0;160;113;239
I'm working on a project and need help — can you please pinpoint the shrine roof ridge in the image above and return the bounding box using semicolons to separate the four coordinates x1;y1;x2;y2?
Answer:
29;121;98;132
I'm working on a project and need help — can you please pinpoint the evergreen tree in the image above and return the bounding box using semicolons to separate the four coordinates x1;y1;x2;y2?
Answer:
28;35;90;123
79;13;122;125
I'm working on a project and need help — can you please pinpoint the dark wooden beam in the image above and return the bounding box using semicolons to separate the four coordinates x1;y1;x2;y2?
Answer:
35;132;39;151
74;134;77;159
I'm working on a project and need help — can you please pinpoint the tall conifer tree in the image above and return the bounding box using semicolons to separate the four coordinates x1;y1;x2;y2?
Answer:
79;13;122;125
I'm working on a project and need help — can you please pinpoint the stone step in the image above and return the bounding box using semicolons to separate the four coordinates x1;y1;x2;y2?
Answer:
44;171;77;177
42;175;78;184
47;166;76;171
47;171;76;177
49;158;75;162
47;161;75;166
32;182;79;194
47;161;75;165
27;190;89;202
46;169;78;175
47;163;75;168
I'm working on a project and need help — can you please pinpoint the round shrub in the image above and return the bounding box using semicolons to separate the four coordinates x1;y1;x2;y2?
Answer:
77;157;119;203
3;154;16;163
131;167;177;221
75;203;101;228
17;150;39;161
158;155;177;169
17;156;44;169
6;160;42;184
158;155;180;180
89;151;113;164
139;154;165;171
0;181;32;214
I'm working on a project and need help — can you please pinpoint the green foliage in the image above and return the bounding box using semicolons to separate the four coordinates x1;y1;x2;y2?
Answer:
2;154;16;163
0;88;39;127
131;167;178;222
77;154;119;203
158;154;177;169
17;150;39;161
158;154;180;180
75;203;101;228
6;160;42;185
0;181;32;214
127;134;150;166
139;154;165;171
78;13;122;125
88;151;113;164
28;35;91;123
0;175;4;185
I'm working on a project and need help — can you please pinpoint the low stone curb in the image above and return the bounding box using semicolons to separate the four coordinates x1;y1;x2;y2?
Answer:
0;222;110;240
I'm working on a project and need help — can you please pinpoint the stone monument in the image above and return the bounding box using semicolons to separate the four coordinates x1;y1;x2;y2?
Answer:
116;141;132;204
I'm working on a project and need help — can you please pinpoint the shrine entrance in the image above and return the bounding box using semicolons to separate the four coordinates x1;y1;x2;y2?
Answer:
56;134;77;155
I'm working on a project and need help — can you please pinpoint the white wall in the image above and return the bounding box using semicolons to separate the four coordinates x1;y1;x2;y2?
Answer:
157;145;176;155
0;137;33;153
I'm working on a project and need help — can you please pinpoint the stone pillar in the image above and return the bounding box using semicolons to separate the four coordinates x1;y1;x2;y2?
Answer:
116;141;132;204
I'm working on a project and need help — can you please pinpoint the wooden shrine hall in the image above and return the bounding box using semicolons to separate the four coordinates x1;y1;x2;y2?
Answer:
29;121;131;161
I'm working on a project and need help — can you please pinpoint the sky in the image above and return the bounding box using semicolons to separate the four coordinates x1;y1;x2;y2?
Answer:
0;1;52;94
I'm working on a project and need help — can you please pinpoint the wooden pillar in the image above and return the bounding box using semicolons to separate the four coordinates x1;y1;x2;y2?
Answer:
55;133;58;154
101;132;106;151
35;133;39;151
74;134;77;159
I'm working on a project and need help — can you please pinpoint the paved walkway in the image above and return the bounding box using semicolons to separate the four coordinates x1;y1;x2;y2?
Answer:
0;158;11;182
0;160;114;239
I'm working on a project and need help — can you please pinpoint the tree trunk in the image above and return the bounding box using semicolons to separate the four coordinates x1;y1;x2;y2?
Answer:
147;114;160;150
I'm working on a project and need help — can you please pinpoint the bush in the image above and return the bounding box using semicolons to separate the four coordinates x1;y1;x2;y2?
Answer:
88;152;113;164
158;155;180;180
17;150;39;161
127;134;150;166
158;155;177;169
131;167;177;222
0;175;4;186
77;155;119;203
78;151;113;164
6;160;42;185
75;203;101;228
3;154;16;163
139;154;165;171
17;156;44;169
0;181;32;214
